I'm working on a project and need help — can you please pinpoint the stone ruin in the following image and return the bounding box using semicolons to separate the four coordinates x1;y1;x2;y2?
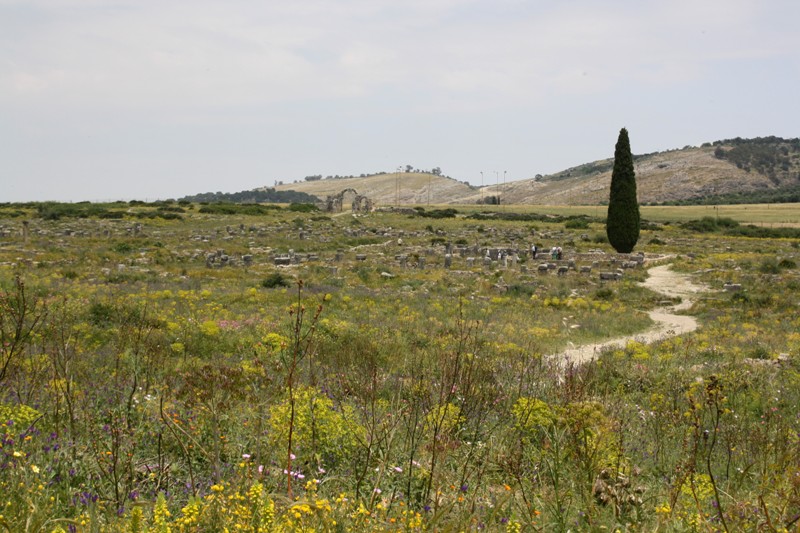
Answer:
325;188;374;213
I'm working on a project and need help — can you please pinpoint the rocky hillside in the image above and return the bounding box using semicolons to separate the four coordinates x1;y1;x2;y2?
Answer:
506;137;800;205
271;137;800;206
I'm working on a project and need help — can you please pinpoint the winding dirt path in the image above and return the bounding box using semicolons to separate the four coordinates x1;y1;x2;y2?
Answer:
559;264;708;365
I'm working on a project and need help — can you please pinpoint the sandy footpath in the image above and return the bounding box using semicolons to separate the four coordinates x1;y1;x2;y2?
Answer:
558;264;708;365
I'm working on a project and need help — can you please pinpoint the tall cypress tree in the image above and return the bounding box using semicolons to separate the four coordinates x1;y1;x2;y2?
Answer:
606;127;640;253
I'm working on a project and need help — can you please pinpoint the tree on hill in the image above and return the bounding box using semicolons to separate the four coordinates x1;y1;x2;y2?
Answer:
606;128;640;253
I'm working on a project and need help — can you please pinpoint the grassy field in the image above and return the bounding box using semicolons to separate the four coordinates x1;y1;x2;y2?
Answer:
450;202;800;225
1;201;799;531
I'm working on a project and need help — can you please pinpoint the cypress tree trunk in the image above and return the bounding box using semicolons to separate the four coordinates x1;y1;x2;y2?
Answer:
606;128;640;253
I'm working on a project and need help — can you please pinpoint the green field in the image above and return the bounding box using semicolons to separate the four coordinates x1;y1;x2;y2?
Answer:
450;202;800;225
1;201;799;531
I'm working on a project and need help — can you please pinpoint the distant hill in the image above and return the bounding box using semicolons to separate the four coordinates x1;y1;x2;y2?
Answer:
188;136;800;206
271;172;479;206
507;136;800;205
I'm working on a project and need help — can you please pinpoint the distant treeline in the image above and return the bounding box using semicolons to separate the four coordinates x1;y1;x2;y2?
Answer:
467;211;601;224
302;172;386;182
16;201;187;221
180;188;319;204
705;136;800;148
681;216;800;239
304;166;449;182
0;198;321;220
657;184;800;206
405;207;606;224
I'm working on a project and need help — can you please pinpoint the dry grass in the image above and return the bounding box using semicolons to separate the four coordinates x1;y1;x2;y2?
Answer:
447;203;800;226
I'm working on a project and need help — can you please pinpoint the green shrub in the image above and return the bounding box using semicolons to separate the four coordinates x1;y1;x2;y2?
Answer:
112;242;134;254
565;218;589;229
269;386;364;467
594;287;614;300
288;203;319;213
512;397;555;440
759;258;781;274
0;403;41;429
261;272;291;288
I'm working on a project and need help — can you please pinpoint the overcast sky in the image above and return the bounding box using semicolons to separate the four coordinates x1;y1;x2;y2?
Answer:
2;0;798;202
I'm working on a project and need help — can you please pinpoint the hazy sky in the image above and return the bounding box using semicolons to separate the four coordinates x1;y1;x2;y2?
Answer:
2;0;798;202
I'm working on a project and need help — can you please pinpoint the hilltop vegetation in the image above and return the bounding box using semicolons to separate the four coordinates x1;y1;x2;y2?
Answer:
710;136;800;181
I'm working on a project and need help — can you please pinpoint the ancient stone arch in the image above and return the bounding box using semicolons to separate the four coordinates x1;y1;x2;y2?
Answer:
325;189;374;213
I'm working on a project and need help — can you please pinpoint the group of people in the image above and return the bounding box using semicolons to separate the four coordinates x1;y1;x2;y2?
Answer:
530;244;562;260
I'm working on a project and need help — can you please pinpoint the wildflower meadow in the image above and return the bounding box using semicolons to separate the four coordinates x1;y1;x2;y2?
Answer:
1;201;799;531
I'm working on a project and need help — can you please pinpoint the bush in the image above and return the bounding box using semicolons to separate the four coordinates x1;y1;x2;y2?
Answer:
507;283;537;297
269;386;364;468
594;287;614;300
261;272;291;288
112;242;134;254
416;208;458;219
288;203;319;213
759;258;781;274
565;218;590;229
